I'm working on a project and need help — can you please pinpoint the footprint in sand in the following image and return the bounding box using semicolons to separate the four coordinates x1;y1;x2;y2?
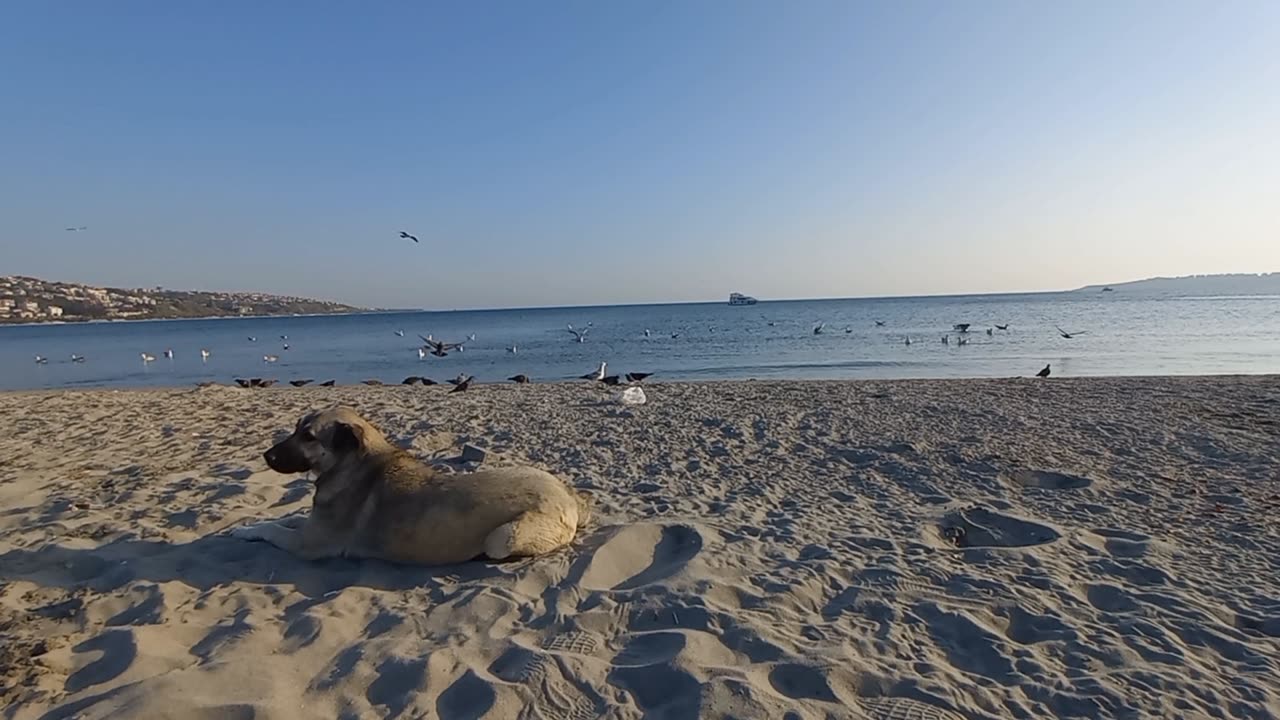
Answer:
577;523;704;592
935;506;1060;549
860;697;966;720
1002;468;1092;490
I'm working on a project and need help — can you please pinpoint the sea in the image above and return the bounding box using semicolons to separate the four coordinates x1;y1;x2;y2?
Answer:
1;292;1277;391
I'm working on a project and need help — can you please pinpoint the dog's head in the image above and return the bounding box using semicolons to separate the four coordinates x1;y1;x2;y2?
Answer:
264;406;384;475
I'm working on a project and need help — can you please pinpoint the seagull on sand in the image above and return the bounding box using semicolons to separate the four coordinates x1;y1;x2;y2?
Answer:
1055;326;1086;339
625;372;652;383
399;231;419;243
141;353;156;363
1036;364;1051;378
34;355;49;364
509;374;531;384
581;362;607;381
319;380;336;387
71;354;86;363
567;323;591;343
954;323;971;333
290;379;314;387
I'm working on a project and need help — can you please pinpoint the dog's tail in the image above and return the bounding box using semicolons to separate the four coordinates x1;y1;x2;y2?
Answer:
574;490;593;529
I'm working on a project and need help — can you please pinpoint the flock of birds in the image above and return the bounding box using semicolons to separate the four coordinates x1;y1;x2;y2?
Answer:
31;314;1084;383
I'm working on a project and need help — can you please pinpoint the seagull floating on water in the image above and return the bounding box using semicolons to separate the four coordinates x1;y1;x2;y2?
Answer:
1037;364;1051;378
282;343;290;351
417;347;427;360
954;323;971;333
644;329;651;338
813;323;825;335
34;355;49;365
141;353;156;363
507;345;517;354
995;324;1009;331
399;231;419;243
70;354;86;363
163;348;174;359
941;335;949;345
904;337;912;346
200;349;210;362
957;336;969;346
263;354;280;363
986;328;994;336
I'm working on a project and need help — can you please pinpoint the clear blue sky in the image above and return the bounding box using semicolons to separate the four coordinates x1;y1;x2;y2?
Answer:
3;2;1277;309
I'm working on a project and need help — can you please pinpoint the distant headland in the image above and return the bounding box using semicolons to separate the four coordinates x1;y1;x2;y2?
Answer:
0;276;365;324
1075;272;1280;295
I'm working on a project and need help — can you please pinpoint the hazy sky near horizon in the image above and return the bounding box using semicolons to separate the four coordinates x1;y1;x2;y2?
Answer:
2;2;1278;309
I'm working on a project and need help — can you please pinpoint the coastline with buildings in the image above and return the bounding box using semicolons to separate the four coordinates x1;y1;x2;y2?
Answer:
0;276;363;324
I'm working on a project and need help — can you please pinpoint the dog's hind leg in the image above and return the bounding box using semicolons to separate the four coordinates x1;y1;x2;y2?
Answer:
483;508;578;560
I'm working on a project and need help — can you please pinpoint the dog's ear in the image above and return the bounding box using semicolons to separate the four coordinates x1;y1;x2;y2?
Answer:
330;421;365;453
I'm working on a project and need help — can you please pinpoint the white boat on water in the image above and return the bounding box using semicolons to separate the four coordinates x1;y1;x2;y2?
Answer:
729;292;758;306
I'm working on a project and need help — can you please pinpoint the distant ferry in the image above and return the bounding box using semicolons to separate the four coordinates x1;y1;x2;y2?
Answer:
728;292;758;306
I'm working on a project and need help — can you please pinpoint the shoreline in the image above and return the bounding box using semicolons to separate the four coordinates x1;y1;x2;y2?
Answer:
2;375;1278;717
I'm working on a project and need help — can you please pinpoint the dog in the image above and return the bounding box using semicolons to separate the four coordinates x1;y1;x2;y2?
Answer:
229;406;591;565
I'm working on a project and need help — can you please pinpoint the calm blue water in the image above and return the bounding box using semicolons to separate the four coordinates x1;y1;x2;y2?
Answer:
1;293;1277;390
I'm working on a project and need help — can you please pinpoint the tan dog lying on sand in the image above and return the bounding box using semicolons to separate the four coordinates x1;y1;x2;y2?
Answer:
229;406;590;564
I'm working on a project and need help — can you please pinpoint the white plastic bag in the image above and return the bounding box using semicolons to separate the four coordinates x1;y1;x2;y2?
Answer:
618;387;647;406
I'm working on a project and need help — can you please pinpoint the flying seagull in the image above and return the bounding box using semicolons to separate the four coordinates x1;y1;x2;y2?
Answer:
449;375;473;393
1037;364;1051;378
418;335;464;357
399;231;419;243
567;323;591;343
1055;326;1086;339
813;323;826;335
995;324;1009;331
875;321;885;327
200;349;210;362
394;330;405;337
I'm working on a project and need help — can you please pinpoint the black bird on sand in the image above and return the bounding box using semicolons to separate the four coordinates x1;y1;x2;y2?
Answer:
362;379;385;386
599;375;622;386
257;379;278;388
509;374;531;384
402;376;423;385
319;380;336;387
1036;364;1051;378
625;372;652;383
289;379;314;387
234;378;252;388
450;375;473;393
400;231;419;243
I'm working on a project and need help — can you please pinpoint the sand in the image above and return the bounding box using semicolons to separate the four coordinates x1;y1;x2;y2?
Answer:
1;376;1278;719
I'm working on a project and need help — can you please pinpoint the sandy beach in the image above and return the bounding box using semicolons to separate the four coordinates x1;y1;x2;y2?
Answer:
2;376;1278;719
